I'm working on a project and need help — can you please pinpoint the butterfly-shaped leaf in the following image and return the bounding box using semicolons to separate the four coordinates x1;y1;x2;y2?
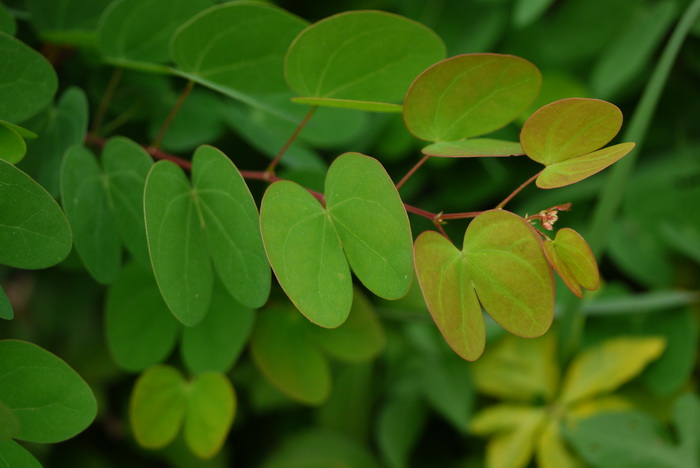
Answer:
415;210;554;360
543;228;599;298
285;10;445;112
520;98;635;188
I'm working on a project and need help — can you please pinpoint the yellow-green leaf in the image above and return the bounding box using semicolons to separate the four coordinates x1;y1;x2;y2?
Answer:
543;228;599;298
559;337;666;406
536;419;586;468
422;139;524;158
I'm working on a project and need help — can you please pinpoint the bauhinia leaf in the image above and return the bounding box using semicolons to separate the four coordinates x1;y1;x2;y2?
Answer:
403;54;541;142
0;159;72;269
543;228;599;298
0;340;97;443
520;98;635;188
415;210;554;360
285;10;446;112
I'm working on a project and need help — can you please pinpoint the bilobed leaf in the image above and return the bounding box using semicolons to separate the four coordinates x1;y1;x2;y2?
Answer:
260;181;352;328
0;32;57;122
98;0;212;65
0;286;11;320
130;364;187;449
192;146;270;308
559;337;666;406
414;231;485;361
105;262;180;372
285;10;445;111
102;136;153;268
537;142;635;189
144;160;213;326
0;123;25;164
543;228;599;298
0;340;96;443
183;372;236;459
181;282;254;374
250;307;331;405
403;54;541;142
61;146;122;284
0;440;42;468
171;3;308;95
325;153;413;300
0;159;72;269
422;139;524;158
465;210;554;338
309;288;385;362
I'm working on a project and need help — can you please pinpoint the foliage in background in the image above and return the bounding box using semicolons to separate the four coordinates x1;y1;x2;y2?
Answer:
1;0;699;466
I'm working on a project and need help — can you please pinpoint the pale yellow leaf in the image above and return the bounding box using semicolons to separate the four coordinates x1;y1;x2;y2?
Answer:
536;419;586;468
482;408;547;468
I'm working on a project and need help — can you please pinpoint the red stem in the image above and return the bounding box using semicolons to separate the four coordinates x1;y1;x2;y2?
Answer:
266;106;317;175
497;170;543;209
396;154;430;190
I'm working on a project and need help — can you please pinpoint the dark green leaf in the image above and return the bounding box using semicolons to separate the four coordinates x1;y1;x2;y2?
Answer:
105;262;180;372
183;372;235;459
102;136;153;268
309;288;385;362
26;0;112;45
0;3;16;36
264;430;381;468
181;282;254;374
0;122;25;164
377;392;427;468
513;0;556;27
61;146;122;284
130;364;187;449
250;306;331;405
0;159;72;269
260;181;352;328
325;153;413;300
144;160;212;326
192;146;270;308
0;399;20;440
0;32;57;123
422;139;524;158
0;340;96;443
403;54;541;142
171;3;307;95
285;10;445;111
0;286;11;320
0;440;41;468
317;363;374;440
98;0;212;65
419;356;475;432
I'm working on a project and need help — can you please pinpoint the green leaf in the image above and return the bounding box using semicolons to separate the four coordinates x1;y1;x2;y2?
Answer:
513;0;556;27
260;181;352;328
102;137;153;268
0;122;26;163
0;32;57;123
26;0;112;45
309;288;385;362
0;340;97;443
471;333;559;402
419;355;475;432
537;142;636;189
0;159;72;269
61;146;122;284
0;440;42;468
673;393;700;465
181;282;254;374
192;146;270;308
130;364;187;449
0;399;20;440
403;54;541;142
536;419;586;468
463;210;554;338
291;97;403;113
325;153;413;300
564;410;681;468
521;98;623;165
98;0;212;65
105;262;180;372
183;372;236;459
0;3;16;36
285;10;445;111
264;430;381;468
171;2;308;95
317;363;374;440
377;392;427;468
144;160;213;326
543;228;599;298
24;86;88;197
559;337;666;406
0;286;11;320
250;306;331;405
421;139;524;158
414;231;485;361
